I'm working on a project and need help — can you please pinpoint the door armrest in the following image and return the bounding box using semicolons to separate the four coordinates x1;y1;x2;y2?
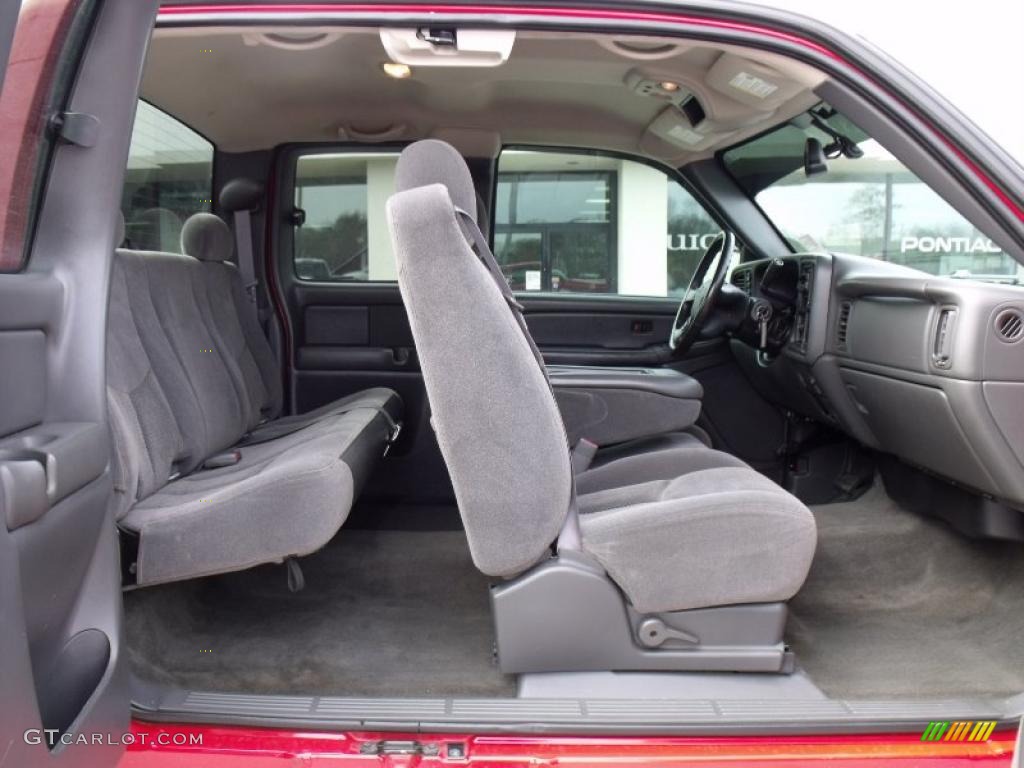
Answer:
548;366;703;446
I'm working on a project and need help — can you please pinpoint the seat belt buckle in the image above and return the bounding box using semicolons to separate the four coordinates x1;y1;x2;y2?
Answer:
244;281;258;303
202;450;242;470
382;422;402;457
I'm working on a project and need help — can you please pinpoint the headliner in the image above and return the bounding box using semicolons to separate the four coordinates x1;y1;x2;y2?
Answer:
142;26;826;161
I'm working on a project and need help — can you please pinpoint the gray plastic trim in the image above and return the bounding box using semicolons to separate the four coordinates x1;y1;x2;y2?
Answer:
548;365;703;399
133;684;1017;736
519;670;827;700
490;554;790;675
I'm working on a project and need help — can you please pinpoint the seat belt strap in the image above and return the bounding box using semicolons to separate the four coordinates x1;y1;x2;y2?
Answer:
557;481;583;553
232;208;259;326
454;207;583;553
570;438;598;475
454;208;549;379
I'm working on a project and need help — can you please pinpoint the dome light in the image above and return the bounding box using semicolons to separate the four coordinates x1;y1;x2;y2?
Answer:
382;61;413;79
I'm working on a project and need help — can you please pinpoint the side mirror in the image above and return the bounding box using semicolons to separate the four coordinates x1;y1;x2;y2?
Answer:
804;137;828;176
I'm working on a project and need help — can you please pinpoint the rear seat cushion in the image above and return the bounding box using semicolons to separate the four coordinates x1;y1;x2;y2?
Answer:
108;212;403;585
256;386;402;436
243;386;402;499
121;410;382;586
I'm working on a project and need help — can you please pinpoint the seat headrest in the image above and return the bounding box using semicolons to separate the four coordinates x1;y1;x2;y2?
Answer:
220;177;264;214
394;139;477;223
181;212;233;262
133;207;183;252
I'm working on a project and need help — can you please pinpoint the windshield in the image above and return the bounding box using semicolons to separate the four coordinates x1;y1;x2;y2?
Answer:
721;105;1021;284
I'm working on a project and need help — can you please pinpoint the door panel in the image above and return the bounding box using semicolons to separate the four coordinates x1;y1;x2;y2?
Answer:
278;147;783;507
0;1;158;766
286;281;779;508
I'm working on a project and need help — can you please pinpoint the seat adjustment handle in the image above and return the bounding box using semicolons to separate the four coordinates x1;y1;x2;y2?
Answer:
637;617;699;648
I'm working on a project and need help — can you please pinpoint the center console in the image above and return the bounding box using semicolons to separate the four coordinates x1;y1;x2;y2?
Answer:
548;365;703;446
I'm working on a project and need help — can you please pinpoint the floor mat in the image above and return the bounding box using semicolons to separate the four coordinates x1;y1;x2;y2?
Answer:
125;530;515;697
789;482;1024;699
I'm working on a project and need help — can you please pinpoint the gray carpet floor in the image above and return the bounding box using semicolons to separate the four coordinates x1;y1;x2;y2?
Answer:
127;485;1024;701
125;530;515;697
789;482;1024;699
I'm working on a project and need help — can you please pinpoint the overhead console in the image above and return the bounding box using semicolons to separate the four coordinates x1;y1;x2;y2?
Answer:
634;50;823;159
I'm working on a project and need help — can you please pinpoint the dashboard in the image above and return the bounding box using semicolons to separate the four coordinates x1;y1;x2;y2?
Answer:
728;252;1024;512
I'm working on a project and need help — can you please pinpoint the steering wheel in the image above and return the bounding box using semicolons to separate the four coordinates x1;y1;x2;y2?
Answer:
669;231;736;355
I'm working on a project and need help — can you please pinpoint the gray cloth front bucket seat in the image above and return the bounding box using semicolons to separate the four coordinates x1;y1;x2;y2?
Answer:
386;140;817;673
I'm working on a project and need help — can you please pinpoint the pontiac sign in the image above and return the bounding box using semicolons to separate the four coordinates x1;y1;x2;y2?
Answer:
900;236;1004;254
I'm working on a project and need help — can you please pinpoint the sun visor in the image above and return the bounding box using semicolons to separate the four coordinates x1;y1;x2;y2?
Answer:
705;52;804;111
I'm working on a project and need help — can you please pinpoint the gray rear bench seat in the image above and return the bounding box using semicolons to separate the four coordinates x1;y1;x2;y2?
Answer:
108;213;401;586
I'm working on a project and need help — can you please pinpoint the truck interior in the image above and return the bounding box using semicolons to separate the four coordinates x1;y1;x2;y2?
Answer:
3;2;1024;752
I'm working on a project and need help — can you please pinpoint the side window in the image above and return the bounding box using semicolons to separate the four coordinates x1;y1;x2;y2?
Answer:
495;150;720;297
121;101;213;253
721;111;1019;283
293;152;399;282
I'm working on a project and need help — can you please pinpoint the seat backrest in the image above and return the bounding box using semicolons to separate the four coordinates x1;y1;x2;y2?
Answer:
386;140;571;578
105;212;282;515
181;212;283;422
106;250;187;517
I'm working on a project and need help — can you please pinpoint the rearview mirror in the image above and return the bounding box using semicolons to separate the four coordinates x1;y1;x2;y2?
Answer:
804;137;828;176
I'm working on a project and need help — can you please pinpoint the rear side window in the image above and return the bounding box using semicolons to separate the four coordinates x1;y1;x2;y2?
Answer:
121;101;213;252
288;148;720;294
495;150;720;297
292;152;399;282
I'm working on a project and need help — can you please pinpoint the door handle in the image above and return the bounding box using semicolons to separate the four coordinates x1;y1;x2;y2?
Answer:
631;319;654;335
0;422;107;528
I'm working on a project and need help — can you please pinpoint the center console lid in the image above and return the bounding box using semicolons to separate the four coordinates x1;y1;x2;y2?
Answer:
548;365;703;446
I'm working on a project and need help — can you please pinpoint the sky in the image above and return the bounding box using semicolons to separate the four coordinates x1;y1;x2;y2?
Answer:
745;0;1024;167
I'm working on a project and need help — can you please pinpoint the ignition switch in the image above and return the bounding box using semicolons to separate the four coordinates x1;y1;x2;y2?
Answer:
751;299;773;349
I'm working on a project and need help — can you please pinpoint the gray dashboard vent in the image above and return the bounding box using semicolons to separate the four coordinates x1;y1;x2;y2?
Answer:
837;301;852;348
994;309;1024;343
731;269;752;294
